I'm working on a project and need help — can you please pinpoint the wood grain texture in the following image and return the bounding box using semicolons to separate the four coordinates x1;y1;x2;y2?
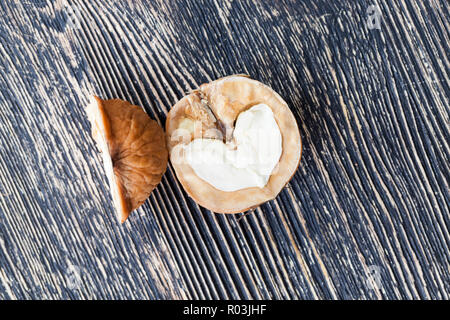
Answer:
0;0;448;299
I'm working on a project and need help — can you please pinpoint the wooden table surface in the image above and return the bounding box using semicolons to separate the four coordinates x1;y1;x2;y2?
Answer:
0;0;448;300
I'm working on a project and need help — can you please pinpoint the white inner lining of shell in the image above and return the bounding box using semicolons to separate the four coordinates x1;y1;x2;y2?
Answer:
184;104;282;192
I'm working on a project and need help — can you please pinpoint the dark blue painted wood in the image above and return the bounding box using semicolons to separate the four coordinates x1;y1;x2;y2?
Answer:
0;0;448;299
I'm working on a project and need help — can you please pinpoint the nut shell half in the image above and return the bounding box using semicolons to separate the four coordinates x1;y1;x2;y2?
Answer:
166;75;302;213
87;96;168;223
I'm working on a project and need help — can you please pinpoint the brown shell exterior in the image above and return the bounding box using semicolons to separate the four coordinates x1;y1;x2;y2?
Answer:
166;75;302;213
88;96;168;223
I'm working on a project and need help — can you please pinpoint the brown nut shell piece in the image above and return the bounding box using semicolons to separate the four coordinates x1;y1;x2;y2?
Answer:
86;96;168;223
166;75;302;213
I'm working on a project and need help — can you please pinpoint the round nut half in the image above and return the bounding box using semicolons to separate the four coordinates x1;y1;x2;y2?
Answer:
166;75;302;213
87;96;168;223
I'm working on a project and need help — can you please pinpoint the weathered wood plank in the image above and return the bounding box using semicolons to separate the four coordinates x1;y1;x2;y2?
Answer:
0;0;448;299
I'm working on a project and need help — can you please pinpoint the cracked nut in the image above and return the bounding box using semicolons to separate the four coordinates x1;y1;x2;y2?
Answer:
166;75;302;213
